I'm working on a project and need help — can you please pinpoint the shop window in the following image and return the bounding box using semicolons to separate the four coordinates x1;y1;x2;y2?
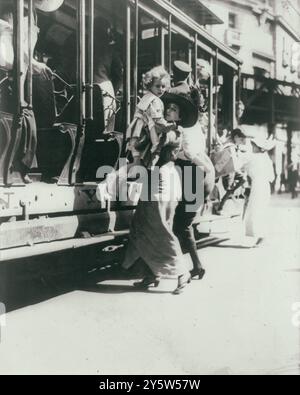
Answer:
228;12;237;29
282;37;289;68
291;42;300;74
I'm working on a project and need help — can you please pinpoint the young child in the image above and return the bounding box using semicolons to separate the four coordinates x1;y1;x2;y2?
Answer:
126;66;175;169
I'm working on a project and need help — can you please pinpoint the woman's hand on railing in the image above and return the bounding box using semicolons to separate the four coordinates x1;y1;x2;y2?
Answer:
32;60;53;80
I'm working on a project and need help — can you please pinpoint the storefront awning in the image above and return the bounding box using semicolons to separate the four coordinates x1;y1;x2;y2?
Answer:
173;0;223;26
139;0;242;69
242;75;300;130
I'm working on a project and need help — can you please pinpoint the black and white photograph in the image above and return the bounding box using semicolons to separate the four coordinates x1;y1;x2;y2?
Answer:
0;0;299;376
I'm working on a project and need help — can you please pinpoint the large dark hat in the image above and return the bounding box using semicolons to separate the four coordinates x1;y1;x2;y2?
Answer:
161;92;198;128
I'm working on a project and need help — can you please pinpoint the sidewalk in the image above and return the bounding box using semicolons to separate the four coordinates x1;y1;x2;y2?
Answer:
0;194;299;375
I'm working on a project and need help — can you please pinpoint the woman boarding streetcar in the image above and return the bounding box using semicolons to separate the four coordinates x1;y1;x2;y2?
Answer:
0;0;244;272
122;86;206;295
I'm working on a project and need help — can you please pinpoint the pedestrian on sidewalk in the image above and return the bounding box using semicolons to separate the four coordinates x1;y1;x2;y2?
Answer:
242;136;275;247
215;128;247;214
288;162;299;199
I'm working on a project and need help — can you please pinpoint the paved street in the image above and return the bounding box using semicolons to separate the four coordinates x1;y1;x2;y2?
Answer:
0;194;299;375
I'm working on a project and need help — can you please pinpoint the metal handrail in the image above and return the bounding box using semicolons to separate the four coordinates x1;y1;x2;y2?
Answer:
0;74;9;86
51;72;75;118
52;72;73;90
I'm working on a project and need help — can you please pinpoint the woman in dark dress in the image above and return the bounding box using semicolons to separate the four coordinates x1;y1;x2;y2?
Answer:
122;93;201;294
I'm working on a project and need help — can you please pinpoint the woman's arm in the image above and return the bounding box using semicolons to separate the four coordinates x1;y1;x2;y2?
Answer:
32;59;53;80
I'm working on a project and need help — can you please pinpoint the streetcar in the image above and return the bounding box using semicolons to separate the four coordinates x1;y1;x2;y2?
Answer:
0;0;243;264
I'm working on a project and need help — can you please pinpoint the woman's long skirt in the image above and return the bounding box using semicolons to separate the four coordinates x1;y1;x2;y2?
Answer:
244;179;271;238
243;153;274;239
123;163;188;277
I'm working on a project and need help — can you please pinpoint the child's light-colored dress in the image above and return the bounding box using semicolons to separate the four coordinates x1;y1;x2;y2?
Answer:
242;151;275;238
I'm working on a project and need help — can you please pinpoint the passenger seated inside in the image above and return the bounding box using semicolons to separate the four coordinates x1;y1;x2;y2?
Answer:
0;0;62;183
59;17;123;135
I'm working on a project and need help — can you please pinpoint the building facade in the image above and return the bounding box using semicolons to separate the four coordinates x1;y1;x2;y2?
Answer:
201;0;300;191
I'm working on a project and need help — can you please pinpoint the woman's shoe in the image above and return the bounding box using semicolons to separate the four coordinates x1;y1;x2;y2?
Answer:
254;237;266;247
23;174;33;184
173;273;192;295
190;267;206;280
133;276;160;289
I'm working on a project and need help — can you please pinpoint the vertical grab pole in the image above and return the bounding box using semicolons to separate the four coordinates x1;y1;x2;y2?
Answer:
6;0;25;184
232;71;237;129
208;55;214;154
159;25;165;68
13;0;24;114
69;0;86;184
235;65;242;128
125;0;131;127
27;0;33;109
133;0;139;107
87;0;94;121
214;48;219;143
76;0;86;127
188;44;192;85
168;13;172;74
237;65;241;104
193;33;198;85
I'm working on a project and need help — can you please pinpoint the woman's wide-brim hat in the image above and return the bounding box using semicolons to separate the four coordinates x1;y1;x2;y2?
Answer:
251;136;276;151
161;92;198;128
240;128;276;151
34;0;64;12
